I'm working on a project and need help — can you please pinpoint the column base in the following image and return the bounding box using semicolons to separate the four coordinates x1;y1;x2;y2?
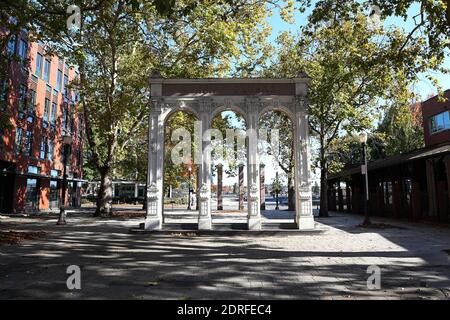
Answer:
198;216;212;230
297;215;315;230
142;217;162;230
247;215;261;230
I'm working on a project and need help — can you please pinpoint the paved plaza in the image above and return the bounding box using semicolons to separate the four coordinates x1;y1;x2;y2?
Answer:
0;207;450;299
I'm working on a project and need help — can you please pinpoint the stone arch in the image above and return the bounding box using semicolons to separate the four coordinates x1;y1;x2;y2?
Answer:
210;104;249;129
143;77;315;231
258;107;296;215
258;104;295;123
162;102;200;126
161;108;201;221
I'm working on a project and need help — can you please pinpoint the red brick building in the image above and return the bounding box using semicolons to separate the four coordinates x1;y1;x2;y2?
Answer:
327;90;450;223
0;30;84;213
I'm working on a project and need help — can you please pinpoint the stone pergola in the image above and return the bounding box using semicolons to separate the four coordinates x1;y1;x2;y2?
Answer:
143;75;314;230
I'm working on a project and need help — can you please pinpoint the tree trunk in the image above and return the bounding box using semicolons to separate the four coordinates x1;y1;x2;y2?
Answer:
142;182;147;211
94;167;113;217
319;166;329;217
288;176;295;211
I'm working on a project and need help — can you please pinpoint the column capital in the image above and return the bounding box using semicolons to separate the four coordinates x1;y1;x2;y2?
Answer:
199;97;214;114
294;95;308;113
245;96;261;114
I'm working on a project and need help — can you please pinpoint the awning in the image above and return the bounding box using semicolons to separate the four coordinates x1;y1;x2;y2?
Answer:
329;143;450;180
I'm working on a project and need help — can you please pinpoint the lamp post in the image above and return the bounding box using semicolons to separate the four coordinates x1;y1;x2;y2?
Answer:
187;166;192;210
275;172;280;210
359;132;371;226
56;134;72;225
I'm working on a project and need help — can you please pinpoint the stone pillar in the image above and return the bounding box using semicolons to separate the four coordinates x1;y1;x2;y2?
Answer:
337;180;344;212
393;178;402;219
144;101;164;230
217;164;223;210
443;155;450;218
197;100;212;230
196;169;199;211
425;158;437;217
345;181;352;212
260;164;266;210
293;96;315;230
411;179;421;221
238;164;244;210
246;97;261;230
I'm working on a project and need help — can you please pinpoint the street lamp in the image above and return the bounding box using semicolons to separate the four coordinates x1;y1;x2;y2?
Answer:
274;172;280;210
359;132;371;226
56;134;72;225
187;166;192;210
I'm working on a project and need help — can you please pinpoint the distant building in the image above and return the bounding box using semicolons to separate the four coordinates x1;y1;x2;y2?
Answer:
84;180;146;204
0;28;84;213
327;90;450;223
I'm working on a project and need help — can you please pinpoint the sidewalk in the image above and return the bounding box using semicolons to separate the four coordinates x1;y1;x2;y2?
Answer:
0;208;449;299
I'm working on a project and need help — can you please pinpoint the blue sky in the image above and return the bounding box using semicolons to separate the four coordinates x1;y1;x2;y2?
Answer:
266;1;450;100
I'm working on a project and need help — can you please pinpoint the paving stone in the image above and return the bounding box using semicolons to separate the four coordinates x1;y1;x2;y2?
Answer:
0;209;449;299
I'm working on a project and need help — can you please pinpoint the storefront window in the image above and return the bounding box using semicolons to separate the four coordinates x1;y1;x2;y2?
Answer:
49;180;60;209
25;178;38;210
404;179;412;206
383;181;393;206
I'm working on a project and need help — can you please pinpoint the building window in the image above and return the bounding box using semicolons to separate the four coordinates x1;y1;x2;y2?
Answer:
383;181;393;206
35;53;43;77
28;89;36;114
50;101;57;126
44;59;51;82
56;69;62;91
25;178;39;210
43;98;50;125
403;179;412;206
63;74;69;97
39;137;47;159
18;39;27;61
7;35;16;55
49;180;60;208
15;127;24;153
430;111;450;134
48;140;54;161
19;84;27;113
62;107;69;133
0;78;8;110
25;130;33;156
28;165;40;174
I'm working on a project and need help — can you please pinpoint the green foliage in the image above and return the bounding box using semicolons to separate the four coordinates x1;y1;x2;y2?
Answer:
264;0;442;216
259;110;294;180
377;102;424;156
211;111;246;178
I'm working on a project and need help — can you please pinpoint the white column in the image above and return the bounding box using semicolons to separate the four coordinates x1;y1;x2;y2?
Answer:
144;102;164;230
197;100;212;230
294;97;315;230
246;98;261;230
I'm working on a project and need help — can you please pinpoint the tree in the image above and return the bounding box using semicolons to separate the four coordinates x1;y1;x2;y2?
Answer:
259;110;296;210
377;102;424;156
266;1;437;218
298;0;449;93
1;0;293;216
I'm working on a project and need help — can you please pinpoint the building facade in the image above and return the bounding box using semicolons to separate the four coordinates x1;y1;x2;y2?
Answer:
0;29;84;213
327;90;450;224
